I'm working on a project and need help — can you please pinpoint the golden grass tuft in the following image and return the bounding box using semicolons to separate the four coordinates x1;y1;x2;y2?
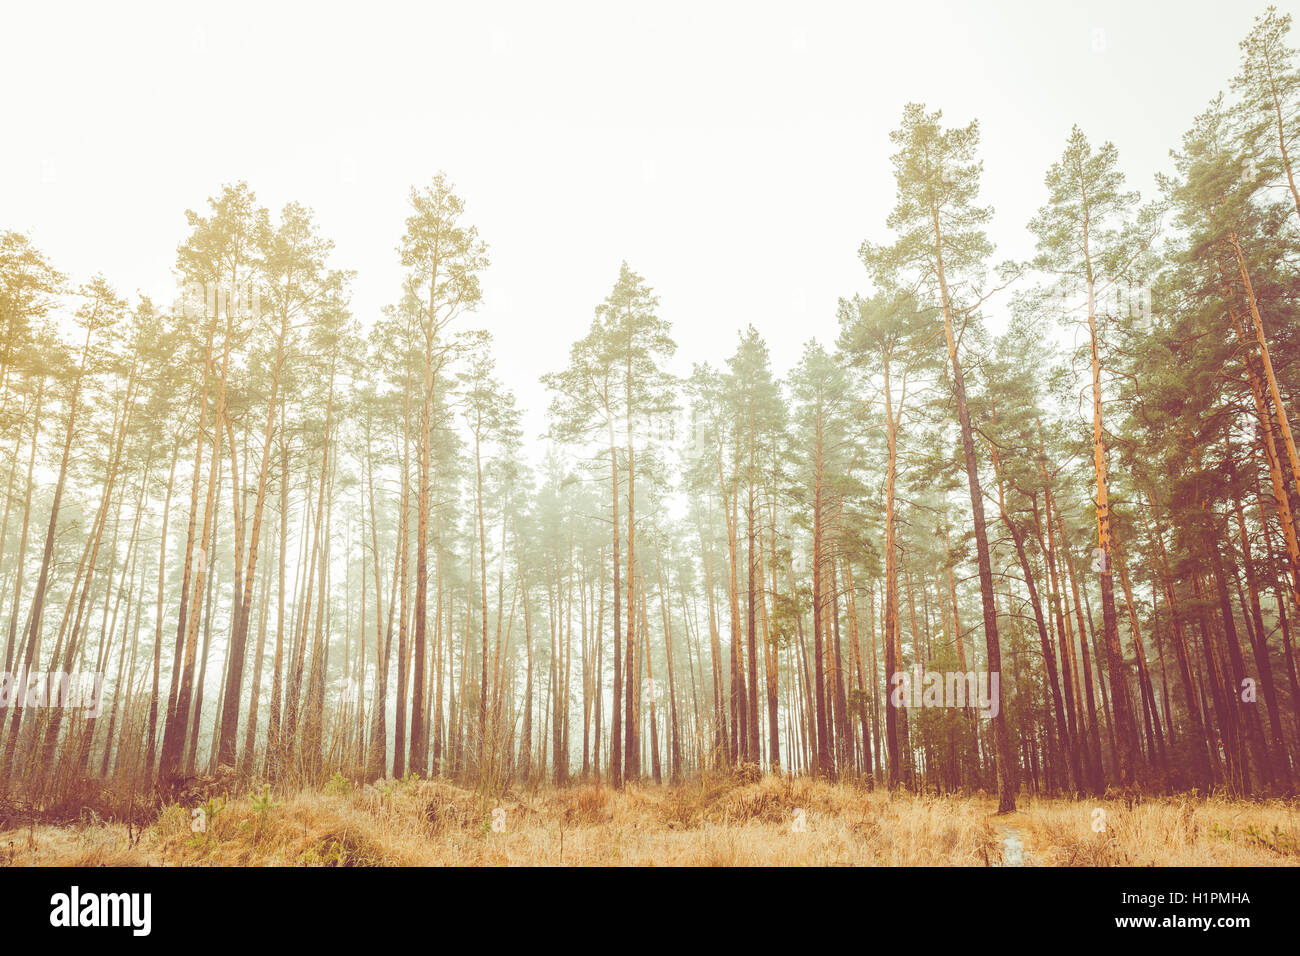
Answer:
2;774;1297;866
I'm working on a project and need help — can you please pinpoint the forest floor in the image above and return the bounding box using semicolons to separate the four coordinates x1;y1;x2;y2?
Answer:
2;773;1298;866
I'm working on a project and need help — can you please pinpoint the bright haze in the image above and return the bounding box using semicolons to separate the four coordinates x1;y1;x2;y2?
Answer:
0;0;1267;439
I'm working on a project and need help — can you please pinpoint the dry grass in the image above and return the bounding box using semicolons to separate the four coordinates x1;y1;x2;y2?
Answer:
2;774;1298;866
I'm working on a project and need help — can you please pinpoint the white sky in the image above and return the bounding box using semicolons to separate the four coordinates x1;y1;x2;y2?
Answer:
1;0;1287;444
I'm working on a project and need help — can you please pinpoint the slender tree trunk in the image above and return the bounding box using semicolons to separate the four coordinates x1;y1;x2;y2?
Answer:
930;199;1016;812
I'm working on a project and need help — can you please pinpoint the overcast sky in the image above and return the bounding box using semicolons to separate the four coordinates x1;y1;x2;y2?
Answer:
1;0;1285;443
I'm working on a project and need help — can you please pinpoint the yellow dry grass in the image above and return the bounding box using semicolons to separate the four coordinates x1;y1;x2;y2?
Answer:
2;774;1298;866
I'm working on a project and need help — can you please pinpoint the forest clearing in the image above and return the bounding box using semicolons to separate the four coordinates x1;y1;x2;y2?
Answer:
3;773;1297;866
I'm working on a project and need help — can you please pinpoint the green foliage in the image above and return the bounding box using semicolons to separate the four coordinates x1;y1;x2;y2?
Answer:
323;773;352;796
251;784;280;816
